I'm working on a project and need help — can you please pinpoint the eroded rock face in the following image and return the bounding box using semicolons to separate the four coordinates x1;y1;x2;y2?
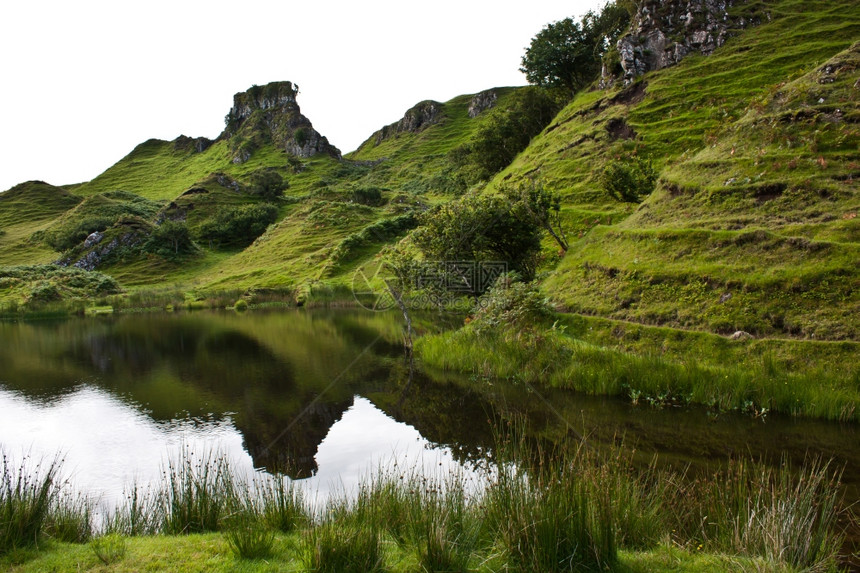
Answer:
173;135;214;153
222;81;341;160
370;100;445;145
468;90;498;118
612;0;755;85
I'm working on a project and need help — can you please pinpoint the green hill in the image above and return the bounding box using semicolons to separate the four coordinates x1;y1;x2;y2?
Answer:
496;0;859;341
0;0;857;346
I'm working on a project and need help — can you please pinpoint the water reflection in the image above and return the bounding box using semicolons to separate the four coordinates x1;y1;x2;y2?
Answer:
1;309;859;513
0;382;476;509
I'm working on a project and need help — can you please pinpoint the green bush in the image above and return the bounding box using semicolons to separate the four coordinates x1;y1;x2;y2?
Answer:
600;156;658;202
451;87;561;182
249;169;288;201
351;187;384;206
42;192;162;252
413;192;543;284
473;275;551;331
144;221;197;258
198;203;278;248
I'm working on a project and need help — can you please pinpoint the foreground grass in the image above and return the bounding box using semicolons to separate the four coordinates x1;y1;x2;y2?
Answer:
1;431;850;572
2;536;801;573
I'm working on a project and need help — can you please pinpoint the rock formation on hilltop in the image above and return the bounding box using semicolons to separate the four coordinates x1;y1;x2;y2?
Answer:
222;81;341;163
607;0;761;86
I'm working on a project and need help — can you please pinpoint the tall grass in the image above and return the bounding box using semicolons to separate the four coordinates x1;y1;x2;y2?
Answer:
159;448;236;534
1;439;850;570
0;453;61;554
666;456;845;571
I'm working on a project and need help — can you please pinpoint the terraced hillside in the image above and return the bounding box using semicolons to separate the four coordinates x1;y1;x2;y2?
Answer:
0;0;857;348
494;0;860;341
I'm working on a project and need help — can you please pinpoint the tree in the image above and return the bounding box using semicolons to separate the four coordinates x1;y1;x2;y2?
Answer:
145;220;196;257
521;18;597;95
504;180;569;252
520;2;632;95
249;169;288;201
451;87;561;183
412;192;543;286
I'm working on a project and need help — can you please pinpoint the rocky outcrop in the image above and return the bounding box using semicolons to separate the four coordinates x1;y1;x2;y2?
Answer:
468;90;498;118
173;135;213;153
55;221;149;271
610;0;758;85
221;81;341;161
368;100;445;146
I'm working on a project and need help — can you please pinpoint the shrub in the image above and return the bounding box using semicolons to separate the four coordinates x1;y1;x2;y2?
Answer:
249;169;288;201
233;299;249;312
90;533;127;565
351;187;384;206
600;156;658;202
473;275;551;331
452;87;562;182
198;203;278;248
294;127;309;148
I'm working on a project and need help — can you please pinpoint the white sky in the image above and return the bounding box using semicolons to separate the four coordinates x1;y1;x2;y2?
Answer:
0;0;596;192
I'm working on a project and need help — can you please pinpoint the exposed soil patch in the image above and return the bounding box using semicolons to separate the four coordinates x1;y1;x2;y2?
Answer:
611;81;647;106
753;182;787;203
606;118;637;141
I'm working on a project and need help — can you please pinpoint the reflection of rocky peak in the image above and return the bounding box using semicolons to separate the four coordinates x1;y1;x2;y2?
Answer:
610;0;757;85
222;81;341;161
240;396;354;478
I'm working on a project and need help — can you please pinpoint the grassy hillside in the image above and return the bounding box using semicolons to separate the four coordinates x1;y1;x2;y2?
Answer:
0;0;857;343
492;0;860;340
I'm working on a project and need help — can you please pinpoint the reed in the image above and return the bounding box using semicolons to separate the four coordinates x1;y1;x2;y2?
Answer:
0;453;62;554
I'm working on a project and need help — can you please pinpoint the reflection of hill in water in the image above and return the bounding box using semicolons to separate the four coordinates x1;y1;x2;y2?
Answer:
0;311;452;478
3;311;860;488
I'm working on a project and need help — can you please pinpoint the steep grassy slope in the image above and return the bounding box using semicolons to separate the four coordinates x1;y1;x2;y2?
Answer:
494;0;860;340
0;181;81;266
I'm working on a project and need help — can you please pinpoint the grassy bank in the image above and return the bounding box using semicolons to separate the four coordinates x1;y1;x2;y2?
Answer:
1;433;851;572
418;320;860;421
415;279;860;422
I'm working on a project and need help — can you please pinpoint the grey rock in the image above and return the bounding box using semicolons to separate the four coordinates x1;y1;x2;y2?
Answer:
729;330;754;340
468;90;498;118
84;231;104;248
368;100;445;146
608;0;751;86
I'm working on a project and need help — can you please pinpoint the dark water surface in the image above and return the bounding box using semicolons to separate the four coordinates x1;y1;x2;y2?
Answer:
1;309;859;514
